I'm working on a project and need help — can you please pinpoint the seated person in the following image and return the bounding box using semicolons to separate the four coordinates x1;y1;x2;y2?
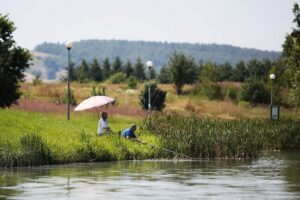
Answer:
97;112;111;136
121;124;137;139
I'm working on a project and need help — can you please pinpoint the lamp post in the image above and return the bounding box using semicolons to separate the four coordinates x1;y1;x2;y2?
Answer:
270;73;275;106
66;42;72;121
146;61;153;122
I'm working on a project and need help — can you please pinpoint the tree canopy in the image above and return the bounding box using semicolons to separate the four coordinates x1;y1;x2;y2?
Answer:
0;14;31;107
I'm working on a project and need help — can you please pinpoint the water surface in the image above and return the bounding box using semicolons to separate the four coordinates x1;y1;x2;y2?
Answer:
0;151;300;199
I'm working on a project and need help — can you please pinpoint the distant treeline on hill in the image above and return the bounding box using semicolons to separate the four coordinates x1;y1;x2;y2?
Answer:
32;39;280;79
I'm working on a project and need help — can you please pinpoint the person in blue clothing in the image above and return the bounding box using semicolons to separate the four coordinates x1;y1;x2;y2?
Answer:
121;124;137;139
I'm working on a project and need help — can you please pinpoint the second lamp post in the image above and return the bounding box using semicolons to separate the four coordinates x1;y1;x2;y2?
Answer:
66;42;72;121
146;61;153;120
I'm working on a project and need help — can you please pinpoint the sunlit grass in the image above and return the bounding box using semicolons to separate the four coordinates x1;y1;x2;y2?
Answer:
0;109;159;167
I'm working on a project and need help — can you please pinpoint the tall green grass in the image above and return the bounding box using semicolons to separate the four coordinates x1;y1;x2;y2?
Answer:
149;113;300;158
0;109;160;167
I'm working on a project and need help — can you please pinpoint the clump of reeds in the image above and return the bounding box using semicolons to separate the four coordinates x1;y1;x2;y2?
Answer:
18;133;52;166
149;113;300;159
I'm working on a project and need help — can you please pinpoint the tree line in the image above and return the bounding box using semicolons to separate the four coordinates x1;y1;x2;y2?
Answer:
65;57;156;83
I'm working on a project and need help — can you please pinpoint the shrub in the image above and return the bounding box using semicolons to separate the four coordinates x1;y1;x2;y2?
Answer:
226;87;238;103
201;82;222;100
63;89;77;105
140;83;167;111
241;78;270;104
109;72;127;84
127;76;137;89
91;86;106;96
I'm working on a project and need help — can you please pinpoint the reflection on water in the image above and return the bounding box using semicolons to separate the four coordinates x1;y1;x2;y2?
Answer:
0;151;299;199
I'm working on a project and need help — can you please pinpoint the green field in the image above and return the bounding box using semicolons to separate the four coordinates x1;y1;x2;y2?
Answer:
0;109;159;167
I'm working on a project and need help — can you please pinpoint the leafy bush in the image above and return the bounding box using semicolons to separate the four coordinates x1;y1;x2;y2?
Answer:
140;83;167;111
226;87;238;103
201;82;222;100
109;72;127;84
127;76;137;89
241;78;270;104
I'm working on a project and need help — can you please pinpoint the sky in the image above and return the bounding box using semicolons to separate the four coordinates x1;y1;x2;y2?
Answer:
0;0;298;51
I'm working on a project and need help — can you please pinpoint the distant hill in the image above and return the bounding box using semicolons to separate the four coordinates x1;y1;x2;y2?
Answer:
31;39;281;80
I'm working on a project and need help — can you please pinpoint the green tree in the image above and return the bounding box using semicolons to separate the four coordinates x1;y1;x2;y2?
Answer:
102;58;111;80
76;59;89;83
217;62;233;81
124;60;134;77
89;58;103;82
241;78;270;105
158;66;173;83
282;3;300;108
112;56;122;74
149;68;157;79
231;61;249;82
69;62;77;81
0;14;31;107
134;58;146;80
282;3;300;85
199;61;219;83
140;83;167;111
169;52;198;94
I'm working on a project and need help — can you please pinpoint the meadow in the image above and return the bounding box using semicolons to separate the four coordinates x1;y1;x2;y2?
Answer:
0;109;159;167
1;82;300;167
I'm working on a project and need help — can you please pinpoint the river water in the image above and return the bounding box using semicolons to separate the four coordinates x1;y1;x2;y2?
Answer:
0;151;299;200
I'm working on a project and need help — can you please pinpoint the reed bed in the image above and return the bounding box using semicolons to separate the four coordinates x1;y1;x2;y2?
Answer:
149;113;300;158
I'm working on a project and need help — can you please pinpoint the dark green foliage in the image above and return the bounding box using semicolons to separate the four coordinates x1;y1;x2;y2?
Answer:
231;61;249;82
89;59;103;82
149;68;157;79
102;58;111;79
140;83;167;111
282;3;300;84
134;58;146;80
217;62;233;81
112;56;123;73
127;76;137;89
76;59;90;83
69;62;77;81
158;66;173;83
241;78;270;104
150;114;300;159
169;52;198;94
226;87;238;103
0;14;31;107
247;59;272;81
124;60;134;77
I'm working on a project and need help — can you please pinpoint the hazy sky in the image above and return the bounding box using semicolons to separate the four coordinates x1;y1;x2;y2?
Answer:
1;0;298;51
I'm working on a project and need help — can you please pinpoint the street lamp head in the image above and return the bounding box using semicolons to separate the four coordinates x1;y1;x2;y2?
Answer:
146;61;153;68
270;74;275;80
66;42;73;50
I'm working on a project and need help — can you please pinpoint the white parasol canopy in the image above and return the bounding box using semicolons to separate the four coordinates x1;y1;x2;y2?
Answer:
74;96;115;111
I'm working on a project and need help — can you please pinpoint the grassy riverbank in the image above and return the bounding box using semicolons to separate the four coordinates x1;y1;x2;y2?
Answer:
1;108;300;167
150;114;300;158
0;109;159;167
